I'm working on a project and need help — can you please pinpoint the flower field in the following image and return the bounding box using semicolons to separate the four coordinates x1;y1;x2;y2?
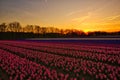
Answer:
0;40;120;80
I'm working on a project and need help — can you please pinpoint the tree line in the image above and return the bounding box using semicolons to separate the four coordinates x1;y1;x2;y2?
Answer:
0;22;120;39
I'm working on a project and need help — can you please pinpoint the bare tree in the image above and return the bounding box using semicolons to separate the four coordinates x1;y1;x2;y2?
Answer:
6;22;21;32
34;25;40;33
40;27;47;34
0;23;7;32
24;25;34;33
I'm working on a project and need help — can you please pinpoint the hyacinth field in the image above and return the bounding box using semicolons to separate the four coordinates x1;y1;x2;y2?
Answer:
0;40;120;80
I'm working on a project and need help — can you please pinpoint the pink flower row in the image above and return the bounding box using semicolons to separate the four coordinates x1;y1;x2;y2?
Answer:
0;43;119;80
0;49;80;80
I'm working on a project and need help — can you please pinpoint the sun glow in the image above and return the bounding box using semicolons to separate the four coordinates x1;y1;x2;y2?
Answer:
0;0;120;32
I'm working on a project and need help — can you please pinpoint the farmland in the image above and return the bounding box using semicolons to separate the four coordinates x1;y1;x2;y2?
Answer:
0;40;120;80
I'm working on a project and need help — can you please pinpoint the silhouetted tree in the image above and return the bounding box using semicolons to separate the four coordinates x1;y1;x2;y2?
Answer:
0;23;7;32
88;31;107;36
6;22;21;32
0;21;120;39
47;27;60;33
24;25;34;33
40;27;47;34
34;25;40;33
60;29;64;34
47;27;54;33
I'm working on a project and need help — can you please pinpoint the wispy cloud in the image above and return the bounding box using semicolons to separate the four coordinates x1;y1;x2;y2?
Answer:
67;11;82;16
72;12;92;23
104;15;120;21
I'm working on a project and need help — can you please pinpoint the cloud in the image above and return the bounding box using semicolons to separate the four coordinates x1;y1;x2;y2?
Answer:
72;12;92;23
105;15;120;21
100;15;120;25
67;11;82;16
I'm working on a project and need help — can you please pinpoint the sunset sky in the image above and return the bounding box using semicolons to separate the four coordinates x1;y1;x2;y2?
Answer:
0;0;120;32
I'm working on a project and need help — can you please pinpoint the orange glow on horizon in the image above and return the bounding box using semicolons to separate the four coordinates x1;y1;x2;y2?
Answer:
0;0;120;32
